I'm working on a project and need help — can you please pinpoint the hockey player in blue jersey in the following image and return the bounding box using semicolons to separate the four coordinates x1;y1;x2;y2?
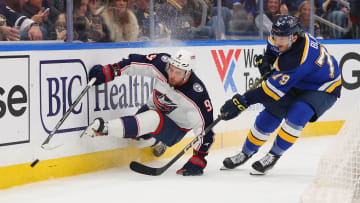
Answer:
220;15;342;175
82;49;215;176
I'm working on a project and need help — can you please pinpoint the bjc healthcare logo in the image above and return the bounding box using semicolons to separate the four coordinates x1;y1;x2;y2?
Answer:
40;59;89;135
211;49;242;93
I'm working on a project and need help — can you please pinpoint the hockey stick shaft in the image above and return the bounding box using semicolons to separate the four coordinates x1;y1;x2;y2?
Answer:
130;114;223;176
130;72;270;175
41;77;96;149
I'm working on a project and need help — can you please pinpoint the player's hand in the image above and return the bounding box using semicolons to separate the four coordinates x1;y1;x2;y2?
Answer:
89;64;118;85
176;151;207;176
255;55;273;77
220;94;248;121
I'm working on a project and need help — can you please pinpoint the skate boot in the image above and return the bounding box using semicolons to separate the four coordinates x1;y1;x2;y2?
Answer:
250;152;280;175
152;141;167;157
80;117;108;138
222;151;253;169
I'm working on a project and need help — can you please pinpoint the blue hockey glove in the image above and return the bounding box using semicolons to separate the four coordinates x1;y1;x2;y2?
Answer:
255;55;274;77
89;64;119;85
176;152;207;176
220;94;248;121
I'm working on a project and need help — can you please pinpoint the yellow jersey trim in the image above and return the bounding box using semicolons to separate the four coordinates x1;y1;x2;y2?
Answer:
278;128;298;143
247;131;265;146
325;78;342;93
300;34;310;65
262;82;280;101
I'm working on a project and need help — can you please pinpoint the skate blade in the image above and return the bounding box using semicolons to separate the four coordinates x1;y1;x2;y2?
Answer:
249;168;265;175
220;166;232;170
80;128;96;138
41;143;63;150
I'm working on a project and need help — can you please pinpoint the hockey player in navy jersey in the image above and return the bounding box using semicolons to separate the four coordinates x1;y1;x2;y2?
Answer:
220;15;342;175
82;49;214;176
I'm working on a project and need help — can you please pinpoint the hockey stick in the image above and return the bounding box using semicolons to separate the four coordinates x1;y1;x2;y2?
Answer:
41;77;96;150
129;72;270;176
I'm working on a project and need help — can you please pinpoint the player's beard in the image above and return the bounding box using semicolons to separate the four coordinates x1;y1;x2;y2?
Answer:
169;79;180;87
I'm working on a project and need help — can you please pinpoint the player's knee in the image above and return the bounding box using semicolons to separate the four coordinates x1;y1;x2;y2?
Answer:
255;110;282;133
136;110;162;135
287;101;315;127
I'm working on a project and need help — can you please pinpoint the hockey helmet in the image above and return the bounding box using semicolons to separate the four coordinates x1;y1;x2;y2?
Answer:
169;49;196;73
271;15;302;37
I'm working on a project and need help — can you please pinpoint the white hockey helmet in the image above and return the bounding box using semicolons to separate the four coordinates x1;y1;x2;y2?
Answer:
169;49;196;73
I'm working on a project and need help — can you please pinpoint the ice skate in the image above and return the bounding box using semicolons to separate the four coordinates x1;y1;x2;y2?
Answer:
221;152;253;170
152;141;167;157
80;117;107;138
250;152;280;175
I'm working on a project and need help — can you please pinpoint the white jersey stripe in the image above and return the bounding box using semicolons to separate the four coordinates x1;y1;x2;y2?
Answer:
282;119;302;137
318;75;341;91
266;80;285;98
251;124;270;141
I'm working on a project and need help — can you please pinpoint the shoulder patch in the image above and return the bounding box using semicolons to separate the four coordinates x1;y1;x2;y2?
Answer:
161;55;169;63
193;83;203;93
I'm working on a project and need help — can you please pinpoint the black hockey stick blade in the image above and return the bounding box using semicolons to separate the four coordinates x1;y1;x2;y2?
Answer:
129;115;223;176
130;161;166;176
41;77;96;150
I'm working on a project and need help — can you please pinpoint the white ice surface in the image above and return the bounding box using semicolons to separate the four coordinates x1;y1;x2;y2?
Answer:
0;136;334;203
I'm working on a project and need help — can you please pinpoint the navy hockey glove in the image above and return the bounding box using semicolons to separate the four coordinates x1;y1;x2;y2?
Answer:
255;55;274;77
89;64;119;85
220;94;248;120
176;152;207;176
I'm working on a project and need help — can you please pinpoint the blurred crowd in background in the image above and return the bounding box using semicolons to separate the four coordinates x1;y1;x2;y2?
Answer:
0;0;359;42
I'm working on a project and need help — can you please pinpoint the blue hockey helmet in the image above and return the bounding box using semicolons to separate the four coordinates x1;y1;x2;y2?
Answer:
271;15;302;37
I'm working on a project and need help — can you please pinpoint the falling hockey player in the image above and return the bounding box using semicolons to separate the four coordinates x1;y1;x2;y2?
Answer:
220;15;342;175
82;49;215;176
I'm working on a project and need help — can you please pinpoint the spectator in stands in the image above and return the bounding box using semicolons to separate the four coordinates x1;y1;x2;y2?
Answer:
317;0;351;38
0;26;20;41
193;0;232;39
43;0;62;23
54;13;67;40
282;0;304;15
87;0;110;42
73;0;91;42
296;0;322;38
23;0;57;40
134;0;170;41
73;0;108;42
0;0;43;40
350;0;359;38
49;0;65;13
101;0;139;42
254;0;288;35
236;0;288;35
156;0;195;40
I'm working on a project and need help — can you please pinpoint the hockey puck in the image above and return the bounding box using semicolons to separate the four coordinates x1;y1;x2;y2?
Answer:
30;159;39;167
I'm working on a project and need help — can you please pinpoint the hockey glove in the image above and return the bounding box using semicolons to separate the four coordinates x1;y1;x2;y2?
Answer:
89;64;119;85
176;151;207;176
255;55;274;77
220;94;248;121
